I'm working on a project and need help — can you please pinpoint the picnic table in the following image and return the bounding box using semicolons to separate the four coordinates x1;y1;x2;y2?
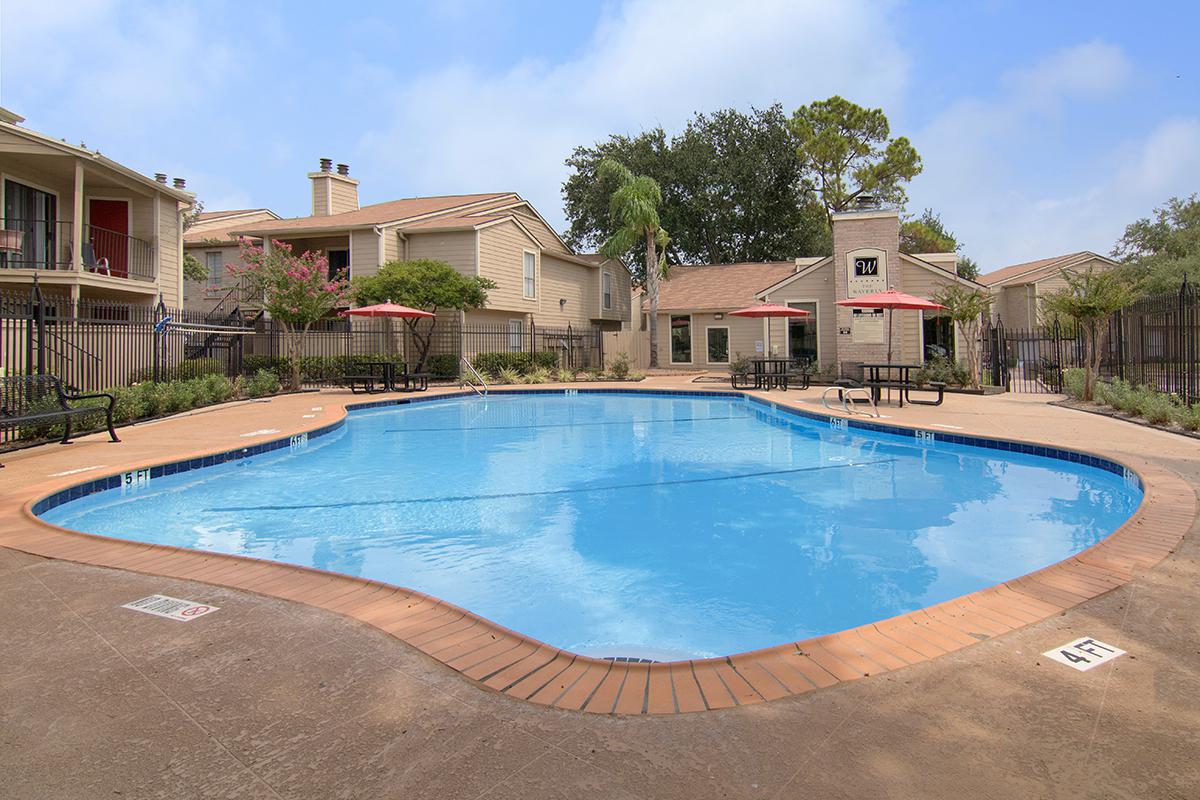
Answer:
860;362;945;407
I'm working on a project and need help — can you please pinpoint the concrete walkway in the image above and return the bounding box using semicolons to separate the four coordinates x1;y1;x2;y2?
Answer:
2;381;1198;798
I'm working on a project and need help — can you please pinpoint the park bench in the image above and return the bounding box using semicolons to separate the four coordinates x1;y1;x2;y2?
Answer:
0;375;119;467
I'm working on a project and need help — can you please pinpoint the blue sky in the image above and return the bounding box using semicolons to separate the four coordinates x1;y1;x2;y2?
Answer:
1;0;1197;271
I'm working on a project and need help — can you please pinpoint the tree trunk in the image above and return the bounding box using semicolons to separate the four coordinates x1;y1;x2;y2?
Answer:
646;229;660;369
406;314;437;372
281;319;307;391
962;319;981;389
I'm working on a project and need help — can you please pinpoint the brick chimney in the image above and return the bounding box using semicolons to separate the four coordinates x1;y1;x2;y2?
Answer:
309;158;359;216
831;206;902;373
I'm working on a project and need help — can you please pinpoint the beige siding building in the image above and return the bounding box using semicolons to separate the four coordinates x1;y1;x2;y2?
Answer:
979;251;1118;328
0;107;193;307
643;209;981;375
231;161;631;331
183;208;280;311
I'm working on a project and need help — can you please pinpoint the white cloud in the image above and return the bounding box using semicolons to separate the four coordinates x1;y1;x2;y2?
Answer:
908;40;1198;270
357;0;910;227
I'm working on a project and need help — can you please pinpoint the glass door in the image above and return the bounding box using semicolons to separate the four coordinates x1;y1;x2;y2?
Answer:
2;179;58;269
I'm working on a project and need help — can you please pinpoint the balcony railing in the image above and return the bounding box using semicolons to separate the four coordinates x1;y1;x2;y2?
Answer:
0;219;156;282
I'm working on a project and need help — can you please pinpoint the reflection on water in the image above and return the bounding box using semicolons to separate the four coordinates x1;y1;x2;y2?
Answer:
40;394;1141;658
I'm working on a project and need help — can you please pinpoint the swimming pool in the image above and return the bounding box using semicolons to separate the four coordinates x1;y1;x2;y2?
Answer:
37;391;1142;660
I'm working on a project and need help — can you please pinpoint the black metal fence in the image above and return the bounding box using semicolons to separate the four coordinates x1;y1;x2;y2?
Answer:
2;285;604;393
984;280;1200;403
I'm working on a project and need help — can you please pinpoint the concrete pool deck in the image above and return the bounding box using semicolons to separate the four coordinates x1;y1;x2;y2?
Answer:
2;380;1198;798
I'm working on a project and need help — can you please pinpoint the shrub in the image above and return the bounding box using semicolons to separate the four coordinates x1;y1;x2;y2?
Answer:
1135;387;1176;425
496;367;521;385
1175;404;1200;432
609;352;631;380
1106;380;1138;414
730;352;752;376
471;351;557;376
242;353;411;384
130;358;225;383
523;367;551;384
426;353;460;380
245;369;280;398
914;356;970;388
554;368;575;383
202;373;234;404
1063;368;1086;401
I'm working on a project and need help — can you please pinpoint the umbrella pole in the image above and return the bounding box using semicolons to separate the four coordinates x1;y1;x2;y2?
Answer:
886;307;894;363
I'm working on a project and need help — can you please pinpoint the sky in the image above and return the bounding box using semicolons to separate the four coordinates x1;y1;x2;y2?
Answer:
0;0;1197;272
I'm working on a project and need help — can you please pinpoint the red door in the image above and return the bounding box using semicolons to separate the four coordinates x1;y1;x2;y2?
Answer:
88;199;129;277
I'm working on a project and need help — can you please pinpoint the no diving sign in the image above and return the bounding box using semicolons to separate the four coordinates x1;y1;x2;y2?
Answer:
123;594;219;622
1043;637;1126;672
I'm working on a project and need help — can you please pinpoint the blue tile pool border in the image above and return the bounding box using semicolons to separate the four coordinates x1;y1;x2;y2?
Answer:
30;387;1142;517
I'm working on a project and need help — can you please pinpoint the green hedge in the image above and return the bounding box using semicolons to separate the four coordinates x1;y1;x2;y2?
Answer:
129;357;226;383
471;351;557;376
425;353;459;379
242;353;407;382
13;373;241;441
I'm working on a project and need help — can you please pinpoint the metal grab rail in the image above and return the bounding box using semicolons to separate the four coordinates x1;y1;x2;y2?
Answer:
460;356;488;397
821;382;879;418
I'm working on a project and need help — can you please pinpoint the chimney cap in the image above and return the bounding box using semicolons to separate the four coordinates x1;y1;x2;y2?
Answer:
172;177;187;189
853;193;881;210
154;173;168;184
319;157;332;172
336;163;350;176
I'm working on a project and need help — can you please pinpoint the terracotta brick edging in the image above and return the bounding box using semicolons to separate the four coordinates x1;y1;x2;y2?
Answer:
3;387;1195;716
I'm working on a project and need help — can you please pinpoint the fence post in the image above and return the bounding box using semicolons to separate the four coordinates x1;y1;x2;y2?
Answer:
32;281;46;376
991;320;1003;389
1053;318;1063;392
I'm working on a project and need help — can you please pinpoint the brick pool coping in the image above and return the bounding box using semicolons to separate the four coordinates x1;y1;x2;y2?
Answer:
3;386;1194;715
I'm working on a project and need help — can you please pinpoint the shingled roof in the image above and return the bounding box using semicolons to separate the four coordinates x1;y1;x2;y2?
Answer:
640;262;796;312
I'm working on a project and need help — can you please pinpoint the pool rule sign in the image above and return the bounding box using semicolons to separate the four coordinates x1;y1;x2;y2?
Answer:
1043;637;1126;672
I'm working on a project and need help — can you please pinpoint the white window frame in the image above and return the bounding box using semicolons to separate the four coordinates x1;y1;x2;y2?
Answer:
785;300;821;365
602;270;613;310
705;325;730;365
669;313;693;365
522;249;537;299
508;318;523;352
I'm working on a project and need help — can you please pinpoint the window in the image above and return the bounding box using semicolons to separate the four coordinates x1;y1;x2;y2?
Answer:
787;302;818;366
602;271;613;310
508;319;523;352
670;314;692;363
523;251;536;298
204;252;223;289
327;249;349;281
706;327;729;364
923;312;955;361
2;179;58;269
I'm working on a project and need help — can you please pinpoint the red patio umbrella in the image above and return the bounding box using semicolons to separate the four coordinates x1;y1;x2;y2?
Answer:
339;302;434;319
835;289;946;363
728;303;812;357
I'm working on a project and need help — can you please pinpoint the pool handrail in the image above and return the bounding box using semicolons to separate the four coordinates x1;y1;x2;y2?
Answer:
460;356;489;397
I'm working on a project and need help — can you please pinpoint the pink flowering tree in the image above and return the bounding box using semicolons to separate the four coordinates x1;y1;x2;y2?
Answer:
228;237;350;390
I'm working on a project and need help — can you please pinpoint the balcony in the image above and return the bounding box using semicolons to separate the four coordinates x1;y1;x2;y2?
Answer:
0;219;156;282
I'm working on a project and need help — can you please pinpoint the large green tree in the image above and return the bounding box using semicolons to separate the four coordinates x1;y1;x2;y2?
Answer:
789;95;922;225
899;208;981;280
1112;194;1200;296
562;105;827;279
597;159;669;368
350;259;495;371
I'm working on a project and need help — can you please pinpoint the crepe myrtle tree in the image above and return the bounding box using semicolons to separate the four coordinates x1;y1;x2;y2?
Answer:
228;237;351;390
1040;269;1133;401
351;259;495;372
930;284;993;389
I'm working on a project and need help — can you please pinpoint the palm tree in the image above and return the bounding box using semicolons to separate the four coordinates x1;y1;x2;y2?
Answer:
598;159;670;368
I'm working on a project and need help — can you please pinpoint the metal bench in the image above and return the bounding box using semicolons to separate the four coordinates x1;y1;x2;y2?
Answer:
1;375;119;466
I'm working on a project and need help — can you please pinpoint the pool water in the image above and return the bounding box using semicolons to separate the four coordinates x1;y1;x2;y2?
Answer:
39;393;1141;660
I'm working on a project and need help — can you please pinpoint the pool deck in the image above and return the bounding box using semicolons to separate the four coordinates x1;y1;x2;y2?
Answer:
2;380;1198;798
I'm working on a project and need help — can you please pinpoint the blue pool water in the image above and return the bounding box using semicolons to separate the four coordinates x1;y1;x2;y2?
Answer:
40;392;1141;660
